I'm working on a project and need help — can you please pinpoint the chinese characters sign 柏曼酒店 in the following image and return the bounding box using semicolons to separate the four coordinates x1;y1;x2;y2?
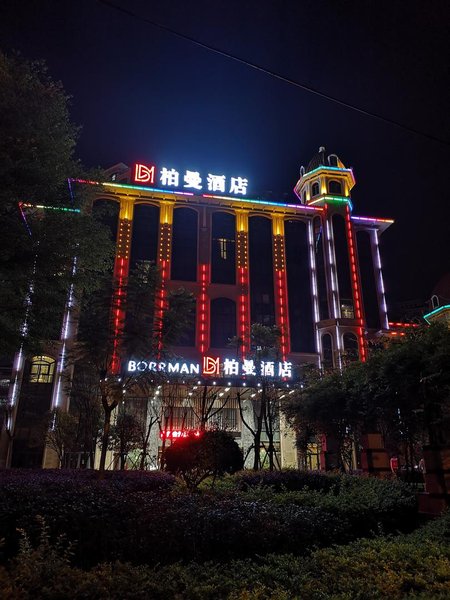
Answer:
132;163;249;196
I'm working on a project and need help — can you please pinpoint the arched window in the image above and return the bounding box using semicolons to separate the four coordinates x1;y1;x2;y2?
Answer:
328;154;338;167
210;298;236;348
29;356;55;384
329;180;342;195
311;182;320;197
343;333;359;362
211;212;236;284
130;204;159;269
321;334;334;369
171;207;198;281
249;216;275;326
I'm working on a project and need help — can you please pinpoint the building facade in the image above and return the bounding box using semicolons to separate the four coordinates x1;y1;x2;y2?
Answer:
3;148;393;469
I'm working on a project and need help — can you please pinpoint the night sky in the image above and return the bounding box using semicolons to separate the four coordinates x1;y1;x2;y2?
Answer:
1;0;449;310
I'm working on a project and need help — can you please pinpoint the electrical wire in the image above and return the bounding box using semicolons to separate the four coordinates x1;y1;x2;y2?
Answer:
97;0;449;147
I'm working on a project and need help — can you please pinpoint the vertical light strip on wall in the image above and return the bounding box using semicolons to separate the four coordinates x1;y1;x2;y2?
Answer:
52;256;77;408
236;217;250;357
111;214;132;374
198;263;209;354
345;205;366;361
373;230;389;330
325;215;339;318
307;220;321;359
156;220;172;356
272;222;289;360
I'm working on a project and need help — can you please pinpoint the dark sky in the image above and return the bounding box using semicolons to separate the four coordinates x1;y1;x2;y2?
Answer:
1;0;449;308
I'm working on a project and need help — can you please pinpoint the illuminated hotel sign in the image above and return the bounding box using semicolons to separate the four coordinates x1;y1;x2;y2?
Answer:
133;162;249;196
127;356;293;379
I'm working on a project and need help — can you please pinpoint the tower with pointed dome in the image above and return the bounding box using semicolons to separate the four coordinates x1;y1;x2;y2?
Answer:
294;147;390;367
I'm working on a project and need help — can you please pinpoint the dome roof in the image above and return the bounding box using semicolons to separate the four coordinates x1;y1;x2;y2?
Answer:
303;147;344;174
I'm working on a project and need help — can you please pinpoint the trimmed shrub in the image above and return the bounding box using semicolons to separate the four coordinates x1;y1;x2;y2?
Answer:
1;516;450;599
0;469;418;568
165;430;244;489
231;469;340;492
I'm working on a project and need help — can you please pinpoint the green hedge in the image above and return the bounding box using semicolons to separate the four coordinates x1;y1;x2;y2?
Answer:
0;470;418;567
1;514;449;599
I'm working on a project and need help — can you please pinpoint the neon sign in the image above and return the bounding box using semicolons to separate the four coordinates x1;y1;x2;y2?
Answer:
160;430;201;440
127;357;293;379
133;163;249;196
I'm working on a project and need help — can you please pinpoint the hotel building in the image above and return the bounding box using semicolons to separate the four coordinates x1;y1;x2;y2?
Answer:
3;147;394;469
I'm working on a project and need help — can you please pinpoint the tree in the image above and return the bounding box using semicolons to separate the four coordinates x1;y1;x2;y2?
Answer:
72;262;195;473
284;366;363;471
0;50;114;355
284;324;450;472
235;324;283;470
109;409;141;470
45;409;78;468
164;429;243;490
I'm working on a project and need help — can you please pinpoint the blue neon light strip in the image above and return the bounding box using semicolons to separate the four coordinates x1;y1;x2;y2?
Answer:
423;304;450;324
303;165;353;177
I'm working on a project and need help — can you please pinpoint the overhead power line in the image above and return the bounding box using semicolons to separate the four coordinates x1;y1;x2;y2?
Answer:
97;0;449;147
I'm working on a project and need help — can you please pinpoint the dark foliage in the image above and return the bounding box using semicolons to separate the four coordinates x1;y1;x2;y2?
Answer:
164;430;244;489
232;469;340;492
0;514;449;599
0;469;417;569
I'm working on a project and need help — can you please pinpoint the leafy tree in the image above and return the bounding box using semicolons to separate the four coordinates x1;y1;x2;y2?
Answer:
284;366;363;471
45;409;78;468
109;410;141;470
72;262;195;473
285;324;450;472
0;50;114;355
235;324;283;470
164;429;243;489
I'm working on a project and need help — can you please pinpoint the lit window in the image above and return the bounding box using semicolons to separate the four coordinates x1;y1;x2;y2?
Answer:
218;238;228;259
311;182;320;197
340;302;354;319
29;355;55;384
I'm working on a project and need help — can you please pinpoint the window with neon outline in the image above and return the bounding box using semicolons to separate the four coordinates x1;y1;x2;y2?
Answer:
29;356;55;384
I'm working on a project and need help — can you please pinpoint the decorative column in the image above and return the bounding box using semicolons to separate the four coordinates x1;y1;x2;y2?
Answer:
272;216;289;359
111;197;134;374
156;201;173;355
307;219;321;356
345;205;366;361
236;211;250;357
372;229;389;330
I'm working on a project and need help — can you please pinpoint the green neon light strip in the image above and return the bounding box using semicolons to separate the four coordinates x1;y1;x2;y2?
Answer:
309;195;353;211
423;304;450;323
20;203;81;213
304;165;353;177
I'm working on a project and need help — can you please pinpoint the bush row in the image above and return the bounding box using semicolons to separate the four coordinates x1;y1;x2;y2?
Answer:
1;514;449;599
0;469;418;567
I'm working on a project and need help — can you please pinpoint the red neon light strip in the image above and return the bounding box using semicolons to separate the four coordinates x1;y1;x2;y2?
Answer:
345;206;366;362
238;267;249;356
111;255;128;374
276;269;289;360
198;264;209;354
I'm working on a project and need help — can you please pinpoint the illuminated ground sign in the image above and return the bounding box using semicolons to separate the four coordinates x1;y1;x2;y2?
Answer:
133;162;249;196
127;356;293;379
